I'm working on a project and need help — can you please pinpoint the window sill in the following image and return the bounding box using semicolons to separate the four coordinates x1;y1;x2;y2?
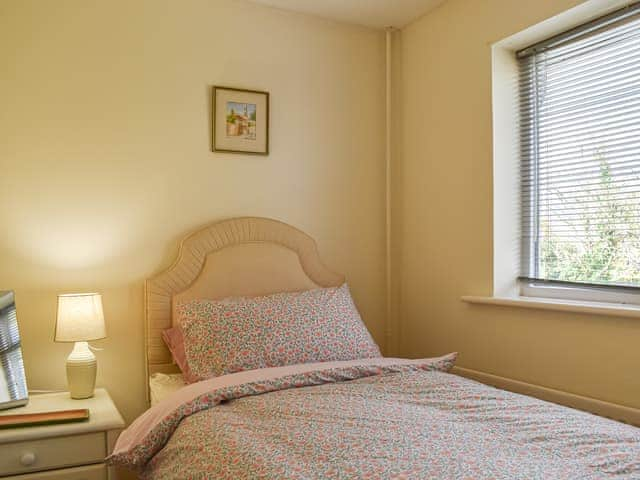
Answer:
460;295;640;319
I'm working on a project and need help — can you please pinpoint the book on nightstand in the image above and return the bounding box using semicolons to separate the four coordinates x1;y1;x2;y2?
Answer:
0;408;90;429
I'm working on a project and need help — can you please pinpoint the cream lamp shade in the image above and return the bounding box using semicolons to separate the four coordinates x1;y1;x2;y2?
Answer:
55;293;106;399
55;293;106;342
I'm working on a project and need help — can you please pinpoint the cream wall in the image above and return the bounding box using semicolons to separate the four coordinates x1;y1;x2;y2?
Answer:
0;0;386;423
397;0;640;409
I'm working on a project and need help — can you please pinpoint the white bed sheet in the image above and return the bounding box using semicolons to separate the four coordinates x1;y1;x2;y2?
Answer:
149;373;186;405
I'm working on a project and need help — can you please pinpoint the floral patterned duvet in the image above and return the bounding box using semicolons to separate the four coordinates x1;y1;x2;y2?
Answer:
109;355;640;479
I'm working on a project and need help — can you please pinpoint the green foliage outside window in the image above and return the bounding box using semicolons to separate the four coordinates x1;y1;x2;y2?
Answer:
539;156;640;286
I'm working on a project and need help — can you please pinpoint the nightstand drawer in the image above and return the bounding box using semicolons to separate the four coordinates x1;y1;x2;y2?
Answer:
0;432;105;476
3;463;106;480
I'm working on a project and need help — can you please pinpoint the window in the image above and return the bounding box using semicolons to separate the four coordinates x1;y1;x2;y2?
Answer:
517;3;640;304
0;292;27;402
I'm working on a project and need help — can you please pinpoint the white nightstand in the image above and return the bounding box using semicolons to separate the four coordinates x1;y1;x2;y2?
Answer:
0;389;125;479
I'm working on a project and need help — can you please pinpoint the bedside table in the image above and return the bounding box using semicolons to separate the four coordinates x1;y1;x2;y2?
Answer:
0;388;125;479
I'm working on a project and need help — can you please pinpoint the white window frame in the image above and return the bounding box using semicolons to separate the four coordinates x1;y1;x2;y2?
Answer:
491;0;640;309
520;281;640;306
515;4;640;307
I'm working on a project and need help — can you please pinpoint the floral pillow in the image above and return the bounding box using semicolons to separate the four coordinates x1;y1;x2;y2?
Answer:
178;284;382;381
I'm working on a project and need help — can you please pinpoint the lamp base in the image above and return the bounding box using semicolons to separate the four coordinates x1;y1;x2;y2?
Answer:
66;341;97;399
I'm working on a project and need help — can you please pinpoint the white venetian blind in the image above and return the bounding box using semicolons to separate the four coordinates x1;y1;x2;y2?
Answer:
518;3;640;289
0;302;27;400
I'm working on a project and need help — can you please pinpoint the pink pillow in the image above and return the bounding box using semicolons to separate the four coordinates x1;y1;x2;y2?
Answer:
161;327;198;384
178;284;382;381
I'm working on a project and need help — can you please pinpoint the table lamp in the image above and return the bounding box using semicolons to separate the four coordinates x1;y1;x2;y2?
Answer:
55;293;106;399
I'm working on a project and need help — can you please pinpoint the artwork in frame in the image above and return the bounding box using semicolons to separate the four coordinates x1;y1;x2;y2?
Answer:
212;86;269;155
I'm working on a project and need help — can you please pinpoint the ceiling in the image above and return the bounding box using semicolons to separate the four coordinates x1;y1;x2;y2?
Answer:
247;0;446;29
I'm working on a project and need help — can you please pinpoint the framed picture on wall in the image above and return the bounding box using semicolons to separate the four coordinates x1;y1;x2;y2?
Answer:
212;86;269;155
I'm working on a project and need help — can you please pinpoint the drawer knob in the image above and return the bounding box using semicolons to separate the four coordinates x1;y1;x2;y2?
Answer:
20;451;37;466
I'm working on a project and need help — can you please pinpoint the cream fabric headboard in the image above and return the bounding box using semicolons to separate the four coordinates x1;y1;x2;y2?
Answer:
145;217;345;381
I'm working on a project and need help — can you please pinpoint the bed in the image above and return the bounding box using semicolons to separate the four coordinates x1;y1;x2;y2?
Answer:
109;217;640;479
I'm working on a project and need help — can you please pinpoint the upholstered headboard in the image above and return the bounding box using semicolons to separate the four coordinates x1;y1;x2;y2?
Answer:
145;217;345;383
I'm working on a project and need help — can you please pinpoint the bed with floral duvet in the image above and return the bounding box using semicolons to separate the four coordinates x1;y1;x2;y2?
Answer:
109;352;640;479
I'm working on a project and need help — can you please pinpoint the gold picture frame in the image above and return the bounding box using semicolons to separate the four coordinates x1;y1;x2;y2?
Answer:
212;86;269;155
